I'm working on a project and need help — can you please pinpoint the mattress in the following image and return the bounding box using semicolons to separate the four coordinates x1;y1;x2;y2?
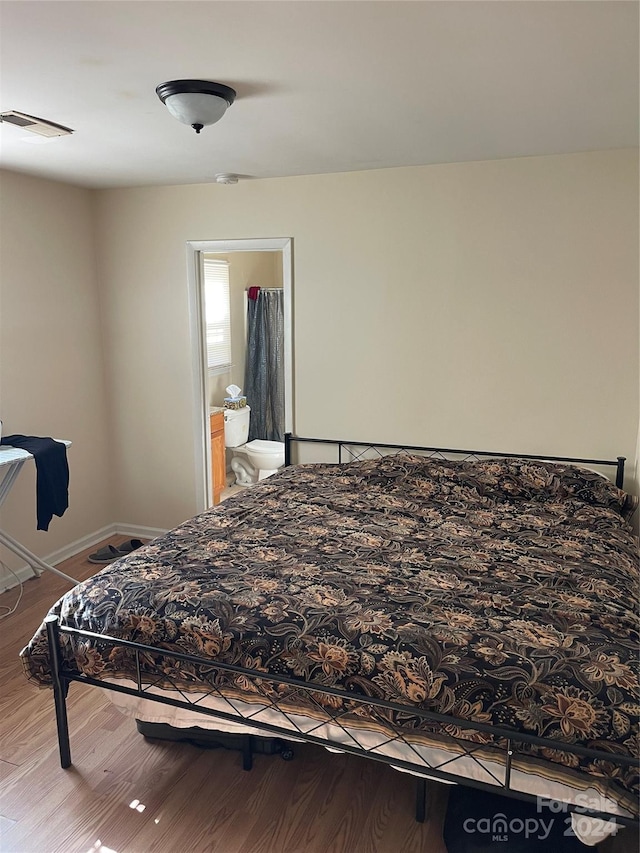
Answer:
22;455;639;832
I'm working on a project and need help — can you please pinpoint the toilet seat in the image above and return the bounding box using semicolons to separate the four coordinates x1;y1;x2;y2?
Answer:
245;439;283;454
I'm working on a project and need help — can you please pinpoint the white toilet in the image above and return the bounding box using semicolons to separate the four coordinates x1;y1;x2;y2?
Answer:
224;406;285;485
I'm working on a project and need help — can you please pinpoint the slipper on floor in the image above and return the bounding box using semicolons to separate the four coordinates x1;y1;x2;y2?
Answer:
88;544;122;564
117;538;145;555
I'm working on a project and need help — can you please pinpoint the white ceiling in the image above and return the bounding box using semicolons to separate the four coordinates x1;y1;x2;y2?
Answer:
0;1;637;189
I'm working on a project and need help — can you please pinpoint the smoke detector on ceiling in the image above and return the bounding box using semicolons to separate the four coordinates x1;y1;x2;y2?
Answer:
0;111;74;137
214;173;239;184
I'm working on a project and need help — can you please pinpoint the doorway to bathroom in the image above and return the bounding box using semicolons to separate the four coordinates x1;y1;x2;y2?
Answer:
186;238;293;509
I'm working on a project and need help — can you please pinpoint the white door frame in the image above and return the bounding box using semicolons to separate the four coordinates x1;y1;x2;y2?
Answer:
186;238;294;511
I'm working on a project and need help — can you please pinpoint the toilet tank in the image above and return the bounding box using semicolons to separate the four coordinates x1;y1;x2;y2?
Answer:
224;406;250;447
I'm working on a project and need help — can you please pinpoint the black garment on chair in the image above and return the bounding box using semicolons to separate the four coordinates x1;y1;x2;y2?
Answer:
1;435;69;531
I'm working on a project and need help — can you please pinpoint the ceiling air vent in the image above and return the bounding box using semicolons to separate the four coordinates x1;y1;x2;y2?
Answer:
0;111;73;137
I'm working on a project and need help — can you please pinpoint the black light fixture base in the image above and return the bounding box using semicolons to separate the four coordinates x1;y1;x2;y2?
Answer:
155;80;236;107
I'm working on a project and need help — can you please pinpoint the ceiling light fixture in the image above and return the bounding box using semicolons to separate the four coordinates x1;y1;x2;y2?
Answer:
156;80;236;134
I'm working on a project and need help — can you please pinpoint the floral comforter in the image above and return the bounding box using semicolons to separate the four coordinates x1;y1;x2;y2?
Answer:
22;456;639;809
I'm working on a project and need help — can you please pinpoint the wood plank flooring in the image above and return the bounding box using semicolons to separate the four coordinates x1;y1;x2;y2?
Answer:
0;540;449;853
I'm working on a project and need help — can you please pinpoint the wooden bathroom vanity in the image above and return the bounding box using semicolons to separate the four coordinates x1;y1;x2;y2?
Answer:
210;409;226;505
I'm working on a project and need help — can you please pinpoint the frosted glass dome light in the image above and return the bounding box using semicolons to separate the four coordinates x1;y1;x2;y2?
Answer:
156;80;236;134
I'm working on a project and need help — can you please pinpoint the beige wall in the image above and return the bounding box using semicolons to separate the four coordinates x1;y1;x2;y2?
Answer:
0;170;112;581
205;251;282;407
1;149;637;564
93;149;639;531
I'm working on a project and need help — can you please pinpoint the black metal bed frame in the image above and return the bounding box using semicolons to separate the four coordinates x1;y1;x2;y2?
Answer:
44;438;637;832
283;434;627;489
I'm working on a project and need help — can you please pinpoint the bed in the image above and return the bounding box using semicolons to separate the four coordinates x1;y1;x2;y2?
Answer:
21;437;639;845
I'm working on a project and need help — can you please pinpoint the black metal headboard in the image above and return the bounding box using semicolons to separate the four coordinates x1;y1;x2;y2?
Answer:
283;434;626;488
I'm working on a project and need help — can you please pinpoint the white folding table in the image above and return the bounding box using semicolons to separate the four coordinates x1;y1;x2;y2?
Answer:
0;441;78;584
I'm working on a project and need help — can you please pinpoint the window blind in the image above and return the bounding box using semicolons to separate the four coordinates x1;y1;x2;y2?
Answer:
203;259;231;372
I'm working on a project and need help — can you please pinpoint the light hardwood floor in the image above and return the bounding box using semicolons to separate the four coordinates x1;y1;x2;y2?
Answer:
0;540;449;853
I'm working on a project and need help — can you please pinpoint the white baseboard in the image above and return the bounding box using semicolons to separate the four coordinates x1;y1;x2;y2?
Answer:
0;562;41;593
0;523;169;593
112;522;168;541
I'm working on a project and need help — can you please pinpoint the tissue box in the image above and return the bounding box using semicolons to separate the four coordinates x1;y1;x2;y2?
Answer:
224;396;247;410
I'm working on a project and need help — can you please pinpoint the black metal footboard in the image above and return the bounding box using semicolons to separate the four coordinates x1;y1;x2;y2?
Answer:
45;616;638;830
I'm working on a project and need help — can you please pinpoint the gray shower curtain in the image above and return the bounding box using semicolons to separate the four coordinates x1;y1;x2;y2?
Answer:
244;289;285;442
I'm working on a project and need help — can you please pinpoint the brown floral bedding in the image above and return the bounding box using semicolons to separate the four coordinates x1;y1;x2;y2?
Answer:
22;456;639;809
